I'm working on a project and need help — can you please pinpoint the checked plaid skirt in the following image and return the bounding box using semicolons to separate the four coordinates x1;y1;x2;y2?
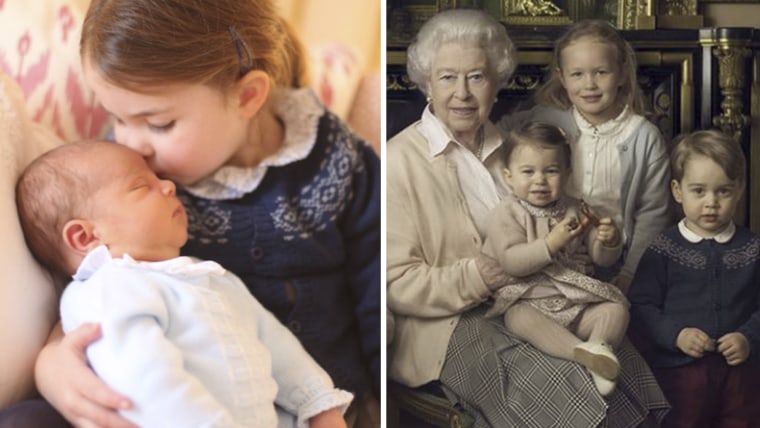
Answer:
440;305;670;427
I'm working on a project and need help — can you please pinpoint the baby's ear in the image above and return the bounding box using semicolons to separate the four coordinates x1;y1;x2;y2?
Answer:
236;70;270;118
503;168;513;185
62;220;99;255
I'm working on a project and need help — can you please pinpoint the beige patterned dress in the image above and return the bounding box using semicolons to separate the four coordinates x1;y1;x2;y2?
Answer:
483;194;628;326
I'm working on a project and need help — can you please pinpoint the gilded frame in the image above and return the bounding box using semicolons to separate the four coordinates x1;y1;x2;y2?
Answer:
386;0;654;41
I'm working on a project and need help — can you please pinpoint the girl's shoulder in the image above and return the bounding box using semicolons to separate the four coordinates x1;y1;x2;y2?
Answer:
308;107;377;164
627;113;661;135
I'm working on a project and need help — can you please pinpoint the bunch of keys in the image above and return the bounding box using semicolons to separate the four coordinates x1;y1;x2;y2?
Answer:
579;199;601;226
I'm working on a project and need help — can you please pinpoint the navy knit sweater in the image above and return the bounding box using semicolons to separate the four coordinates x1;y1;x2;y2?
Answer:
178;111;380;397
629;224;760;369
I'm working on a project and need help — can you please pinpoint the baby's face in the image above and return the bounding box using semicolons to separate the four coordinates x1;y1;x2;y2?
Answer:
87;144;188;261
505;144;567;207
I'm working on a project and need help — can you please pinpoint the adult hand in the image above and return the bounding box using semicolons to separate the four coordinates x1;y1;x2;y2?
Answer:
309;408;347;428
675;327;716;358
717;332;750;366
475;253;515;291
35;323;136;428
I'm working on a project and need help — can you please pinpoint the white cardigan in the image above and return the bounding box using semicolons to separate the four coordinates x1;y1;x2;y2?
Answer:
386;119;508;386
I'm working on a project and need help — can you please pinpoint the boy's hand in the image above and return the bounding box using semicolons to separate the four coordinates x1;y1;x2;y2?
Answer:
596;218;621;247
309;408;347;428
545;216;586;255
718;332;750;366
676;327;716;358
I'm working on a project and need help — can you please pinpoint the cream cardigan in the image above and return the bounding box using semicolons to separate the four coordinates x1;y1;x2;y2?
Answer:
386;120;508;386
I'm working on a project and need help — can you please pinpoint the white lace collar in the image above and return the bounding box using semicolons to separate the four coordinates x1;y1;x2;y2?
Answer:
573;104;631;137
73;245;226;282
182;88;325;200
518;197;569;220
678;219;736;244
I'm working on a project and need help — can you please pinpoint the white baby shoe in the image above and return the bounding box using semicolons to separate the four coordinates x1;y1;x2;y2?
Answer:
573;341;620;380
588;369;617;397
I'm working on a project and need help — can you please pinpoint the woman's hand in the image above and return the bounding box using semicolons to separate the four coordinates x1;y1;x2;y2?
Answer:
718;332;750;366
475;253;515;291
35;323;136;428
308;407;347;428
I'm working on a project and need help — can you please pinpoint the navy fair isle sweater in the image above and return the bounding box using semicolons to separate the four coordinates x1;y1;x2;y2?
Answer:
629;224;760;369
177;111;381;398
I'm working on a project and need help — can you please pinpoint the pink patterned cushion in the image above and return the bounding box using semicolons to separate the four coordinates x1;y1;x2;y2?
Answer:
308;43;361;120
0;1;363;142
0;0;110;142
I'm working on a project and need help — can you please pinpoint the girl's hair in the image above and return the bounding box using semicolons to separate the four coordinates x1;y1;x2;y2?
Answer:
81;0;309;91
534;19;644;114
406;8;517;95
503;121;571;168
670;129;746;185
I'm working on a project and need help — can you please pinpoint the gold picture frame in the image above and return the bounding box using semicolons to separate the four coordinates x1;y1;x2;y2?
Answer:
501;0;655;28
387;0;656;40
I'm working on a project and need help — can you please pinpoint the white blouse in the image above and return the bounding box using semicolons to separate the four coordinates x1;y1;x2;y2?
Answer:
566;105;638;237
417;105;509;236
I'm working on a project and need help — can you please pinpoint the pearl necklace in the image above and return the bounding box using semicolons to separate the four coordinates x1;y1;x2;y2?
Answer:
475;126;485;161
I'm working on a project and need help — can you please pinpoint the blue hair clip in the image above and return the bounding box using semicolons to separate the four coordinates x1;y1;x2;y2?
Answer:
228;26;253;77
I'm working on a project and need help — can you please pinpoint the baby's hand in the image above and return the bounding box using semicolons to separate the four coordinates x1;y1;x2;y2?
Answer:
676;327;716;358
545;216;586;255
718;332;750;366
596;218;621;247
309;408;347;428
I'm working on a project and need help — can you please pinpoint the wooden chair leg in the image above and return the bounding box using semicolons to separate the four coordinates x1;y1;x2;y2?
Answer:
388;381;475;428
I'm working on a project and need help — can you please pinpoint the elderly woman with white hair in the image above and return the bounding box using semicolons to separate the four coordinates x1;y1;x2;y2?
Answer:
386;8;668;427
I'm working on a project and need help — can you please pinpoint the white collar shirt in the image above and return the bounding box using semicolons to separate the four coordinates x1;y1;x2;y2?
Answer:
566;105;637;238
418;105;508;235
678;219;736;243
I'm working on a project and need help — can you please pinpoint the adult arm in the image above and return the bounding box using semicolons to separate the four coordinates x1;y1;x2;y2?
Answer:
386;145;491;318
0;217;59;408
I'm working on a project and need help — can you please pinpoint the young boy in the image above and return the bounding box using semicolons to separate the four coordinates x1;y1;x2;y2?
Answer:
15;141;352;428
628;130;760;427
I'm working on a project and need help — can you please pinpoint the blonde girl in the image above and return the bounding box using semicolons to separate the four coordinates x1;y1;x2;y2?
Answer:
26;1;381;427
501;19;671;291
